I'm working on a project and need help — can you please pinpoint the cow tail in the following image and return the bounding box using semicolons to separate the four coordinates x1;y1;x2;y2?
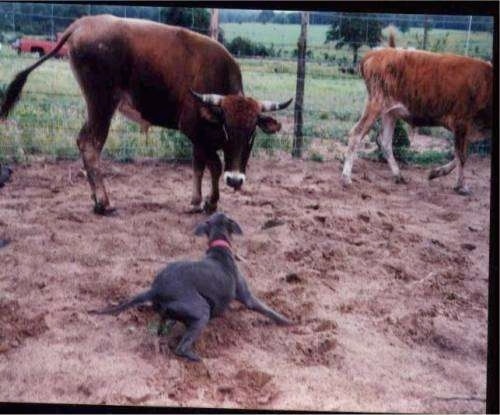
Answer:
88;290;154;316
0;25;74;119
358;59;365;78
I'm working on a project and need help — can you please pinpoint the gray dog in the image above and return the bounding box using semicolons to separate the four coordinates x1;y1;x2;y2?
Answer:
91;212;292;361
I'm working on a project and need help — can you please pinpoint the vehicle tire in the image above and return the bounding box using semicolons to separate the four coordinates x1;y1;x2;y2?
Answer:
31;48;45;58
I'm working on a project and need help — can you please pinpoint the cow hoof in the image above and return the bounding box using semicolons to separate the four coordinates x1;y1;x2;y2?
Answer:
341;175;352;189
185;204;203;214
428;169;440;180
453;185;471;196
203;200;217;214
93;203;117;216
394;175;408;184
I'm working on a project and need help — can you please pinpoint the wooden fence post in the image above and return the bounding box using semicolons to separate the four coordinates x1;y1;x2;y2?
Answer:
292;11;309;158
422;15;429;50
210;8;219;41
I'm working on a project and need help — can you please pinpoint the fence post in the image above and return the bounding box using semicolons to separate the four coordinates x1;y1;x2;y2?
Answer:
210;8;219;40
422;15;429;50
292;11;309;159
464;15;472;56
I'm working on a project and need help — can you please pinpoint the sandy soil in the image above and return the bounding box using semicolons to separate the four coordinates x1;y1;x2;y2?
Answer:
0;151;491;412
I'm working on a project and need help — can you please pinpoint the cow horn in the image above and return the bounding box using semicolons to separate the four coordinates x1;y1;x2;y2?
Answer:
190;89;223;106
260;98;293;112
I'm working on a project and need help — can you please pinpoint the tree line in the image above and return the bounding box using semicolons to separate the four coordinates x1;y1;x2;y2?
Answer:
0;3;493;35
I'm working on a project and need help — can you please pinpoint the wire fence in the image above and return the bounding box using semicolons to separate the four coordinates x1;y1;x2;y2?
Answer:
0;3;494;164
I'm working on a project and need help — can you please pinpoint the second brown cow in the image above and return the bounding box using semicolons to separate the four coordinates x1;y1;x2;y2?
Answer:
341;40;492;195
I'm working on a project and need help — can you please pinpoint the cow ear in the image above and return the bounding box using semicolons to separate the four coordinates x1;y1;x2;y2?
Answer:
200;106;224;124
194;222;209;237
257;114;281;134
228;218;243;235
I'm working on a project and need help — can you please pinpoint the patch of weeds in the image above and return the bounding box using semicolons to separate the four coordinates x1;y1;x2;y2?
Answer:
147;319;174;336
370;119;411;163
158;129;192;162
253;131;291;155
409;149;453;166
115;135;138;163
309;151;324;162
469;138;491;156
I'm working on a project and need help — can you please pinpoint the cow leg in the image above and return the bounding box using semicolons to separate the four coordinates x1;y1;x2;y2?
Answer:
341;99;382;187
77;100;118;215
378;114;407;184
204;152;222;213
453;126;471;195
186;146;205;213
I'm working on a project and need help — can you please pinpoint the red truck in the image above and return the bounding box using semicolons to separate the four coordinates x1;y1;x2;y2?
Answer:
11;33;69;58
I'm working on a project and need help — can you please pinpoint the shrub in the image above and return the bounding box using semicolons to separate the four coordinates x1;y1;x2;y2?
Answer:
309;151;324;162
226;36;272;57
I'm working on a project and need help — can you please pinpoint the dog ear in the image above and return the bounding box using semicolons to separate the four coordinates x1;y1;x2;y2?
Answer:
194;222;209;236
228;219;243;235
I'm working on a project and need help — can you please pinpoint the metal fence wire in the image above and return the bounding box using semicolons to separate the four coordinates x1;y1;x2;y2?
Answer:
0;3;494;163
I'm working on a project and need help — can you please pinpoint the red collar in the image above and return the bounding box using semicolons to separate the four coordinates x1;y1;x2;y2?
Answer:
209;239;232;250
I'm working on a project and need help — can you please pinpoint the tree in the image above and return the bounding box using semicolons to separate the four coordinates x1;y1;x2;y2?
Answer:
325;13;382;65
257;10;274;24
398;18;410;33
159;7;210;35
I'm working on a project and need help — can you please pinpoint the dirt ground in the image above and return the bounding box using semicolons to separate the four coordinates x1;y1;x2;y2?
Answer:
0;150;491;412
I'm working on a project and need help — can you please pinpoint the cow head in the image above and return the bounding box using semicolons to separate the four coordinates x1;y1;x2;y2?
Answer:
191;90;292;190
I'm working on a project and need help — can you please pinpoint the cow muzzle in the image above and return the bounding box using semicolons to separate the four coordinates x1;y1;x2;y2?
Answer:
224;171;245;190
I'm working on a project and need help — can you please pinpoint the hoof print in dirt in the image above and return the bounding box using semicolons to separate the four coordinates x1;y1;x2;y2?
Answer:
358;213;370;223
285;273;302;284
461;243;476;251
394;175;408;184
261;218;285;230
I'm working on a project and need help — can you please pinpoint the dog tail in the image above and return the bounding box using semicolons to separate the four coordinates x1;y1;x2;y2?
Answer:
89;290;154;316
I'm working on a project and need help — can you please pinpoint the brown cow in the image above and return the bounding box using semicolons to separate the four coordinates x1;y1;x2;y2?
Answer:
341;40;492;195
0;15;292;214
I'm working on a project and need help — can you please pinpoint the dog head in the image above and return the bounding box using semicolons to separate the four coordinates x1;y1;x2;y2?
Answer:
194;212;243;243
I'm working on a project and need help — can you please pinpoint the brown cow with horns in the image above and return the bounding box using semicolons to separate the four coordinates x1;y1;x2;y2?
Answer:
341;34;492;195
0;15;292;214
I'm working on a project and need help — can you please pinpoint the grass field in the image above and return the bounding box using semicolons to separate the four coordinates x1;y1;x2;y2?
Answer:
221;23;493;60
0;21;493;163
